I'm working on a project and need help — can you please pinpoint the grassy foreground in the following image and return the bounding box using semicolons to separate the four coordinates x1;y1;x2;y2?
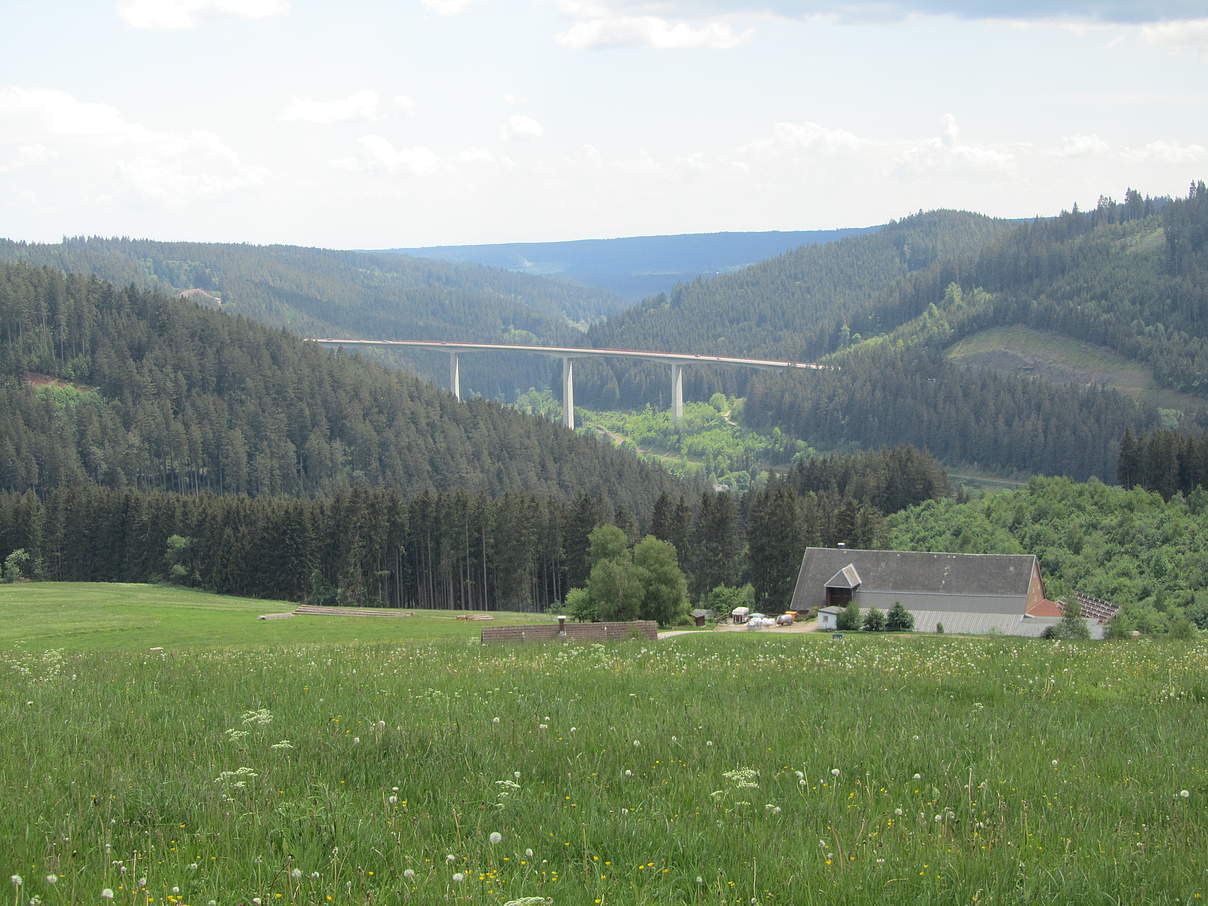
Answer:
0;583;536;650
3;624;1206;905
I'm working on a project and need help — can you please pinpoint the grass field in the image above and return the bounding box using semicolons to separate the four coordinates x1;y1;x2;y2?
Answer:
0;583;538;651
3;584;1206;905
947;325;1208;415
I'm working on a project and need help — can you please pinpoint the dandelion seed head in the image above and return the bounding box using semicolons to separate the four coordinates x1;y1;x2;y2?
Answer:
913;773;922;780
446;854;456;863
1179;789;1191;798
452;872;465;882
101;889;114;900
290;868;303;879
11;875;22;887
489;832;503;845
831;768;841;776
403;869;415;880
45;875;58;885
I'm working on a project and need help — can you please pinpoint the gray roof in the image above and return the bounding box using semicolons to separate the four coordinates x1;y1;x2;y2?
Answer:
825;564;862;589
791;547;1037;613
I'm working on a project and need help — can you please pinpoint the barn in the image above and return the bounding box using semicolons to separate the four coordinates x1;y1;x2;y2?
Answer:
789;547;1099;638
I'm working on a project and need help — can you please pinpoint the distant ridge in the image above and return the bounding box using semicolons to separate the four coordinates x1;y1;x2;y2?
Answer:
386;228;878;302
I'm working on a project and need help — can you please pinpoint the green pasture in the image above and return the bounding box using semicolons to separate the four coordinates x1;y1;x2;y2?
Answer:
0;583;537;651
2;603;1205;905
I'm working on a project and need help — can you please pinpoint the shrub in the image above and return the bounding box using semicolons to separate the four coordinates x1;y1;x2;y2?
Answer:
836;600;862;631
886;602;914;632
2;549;30;583
936;622;945;634
862;608;885;632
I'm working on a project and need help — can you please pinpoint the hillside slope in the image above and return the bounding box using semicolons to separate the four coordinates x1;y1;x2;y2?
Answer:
0;238;616;399
740;185;1208;480
0;261;682;511
573;211;1014;407
392;227;876;303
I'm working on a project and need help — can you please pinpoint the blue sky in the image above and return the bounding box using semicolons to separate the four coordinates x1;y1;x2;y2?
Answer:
1;1;1204;247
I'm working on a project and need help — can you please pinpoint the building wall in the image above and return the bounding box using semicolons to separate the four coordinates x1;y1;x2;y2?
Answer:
852;589;1028;615
1026;562;1046;613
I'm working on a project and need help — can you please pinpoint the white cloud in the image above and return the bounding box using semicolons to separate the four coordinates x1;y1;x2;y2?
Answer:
456;147;496;165
394;95;418;116
117;0;288;30
1121;139;1206;164
1140;18;1208;56
555;15;748;49
337;135;442;177
0;86;265;202
500;114;545;141
421;0;471;14
1052;134;1111;157
282;90;383;125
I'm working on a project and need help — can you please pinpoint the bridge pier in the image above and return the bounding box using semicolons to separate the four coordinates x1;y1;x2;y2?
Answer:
562;357;575;430
449;352;461;400
671;363;684;424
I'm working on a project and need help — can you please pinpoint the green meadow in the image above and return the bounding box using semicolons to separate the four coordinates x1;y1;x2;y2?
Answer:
2;584;1207;905
0;583;536;651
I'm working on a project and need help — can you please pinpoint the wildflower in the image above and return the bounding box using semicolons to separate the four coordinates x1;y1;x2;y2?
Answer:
1179;790;1191;798
188;864;199;871
291;868;303;879
310;872;320;880
352;737;361;744
913;773;922;780
45;875;58;885
101;890;115;900
525;849;534;858
490;832;503;845
831;768;841;777
452;873;466;882
538;724;549;730
253;898;262;904
503;899;548;906
11;875;22;887
446;854;456;863
375;720;386;729
271;740;294;750
138;877;147;888
492;717;500;724
403;869;415;880
569;727;577;733
1051;759;1059;767
633;740;641;747
172;887;180;894
388;795;399;804
513;771;521;779
624;770;633;777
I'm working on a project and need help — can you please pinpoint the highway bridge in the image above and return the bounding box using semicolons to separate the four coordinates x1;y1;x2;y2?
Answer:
309;338;823;429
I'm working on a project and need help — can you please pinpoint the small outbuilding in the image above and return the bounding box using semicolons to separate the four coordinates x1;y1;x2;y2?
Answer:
816;606;842;631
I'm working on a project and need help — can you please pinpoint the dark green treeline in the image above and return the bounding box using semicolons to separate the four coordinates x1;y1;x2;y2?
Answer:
0;444;947;611
1118;428;1208;500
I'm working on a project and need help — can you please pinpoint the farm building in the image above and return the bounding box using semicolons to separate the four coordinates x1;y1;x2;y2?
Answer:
789;547;1104;638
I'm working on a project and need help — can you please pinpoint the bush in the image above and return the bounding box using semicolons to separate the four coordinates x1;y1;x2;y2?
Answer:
564;587;597;623
836;600;862;631
2;549;30;583
862;608;885;632
886;602;914;632
1168;615;1198;641
936;622;945;634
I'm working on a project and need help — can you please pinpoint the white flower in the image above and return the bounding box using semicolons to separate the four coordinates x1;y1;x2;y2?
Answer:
45;875;58;885
446;854;456;863
706;740;714;746
310;872;320;880
352;737;361;745
375;720;385;729
524;848;534;858
188;864;199;871
452;872;465;882
831;768;841;777
138;877;147;888
253;898;262;905
894;808;904;816
403;869;415;880
492;717;500;724
569;727;577;733
171;887;180;894
1179;789;1190;798
537;724;548;730
633;740;641;747
1051;759;1059;767
388;795;398;804
624;769;633;777
913;773;922;780
290;868;302;879
11;876;22;887
513;771;521;779
489;832;503;845
101;890;114;900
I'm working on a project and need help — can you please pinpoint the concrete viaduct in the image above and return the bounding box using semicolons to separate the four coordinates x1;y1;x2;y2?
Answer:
310;338;823;430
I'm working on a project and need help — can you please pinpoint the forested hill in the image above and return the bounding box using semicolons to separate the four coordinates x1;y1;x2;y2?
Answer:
392;227;876;303
571;210;1014;408
0;261;683;512
741;185;1208;481
0;237;616;399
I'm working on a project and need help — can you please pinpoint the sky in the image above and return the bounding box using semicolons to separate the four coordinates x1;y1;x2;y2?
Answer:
1;0;1205;247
